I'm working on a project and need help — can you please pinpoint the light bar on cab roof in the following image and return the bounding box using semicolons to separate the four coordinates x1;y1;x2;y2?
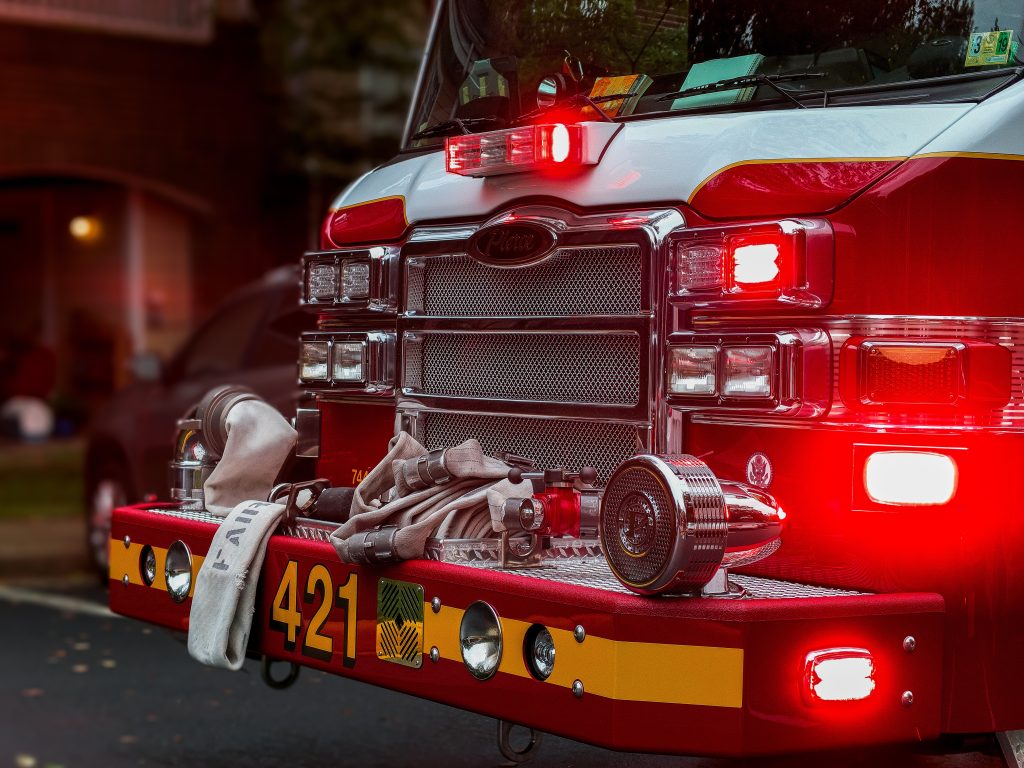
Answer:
445;121;621;177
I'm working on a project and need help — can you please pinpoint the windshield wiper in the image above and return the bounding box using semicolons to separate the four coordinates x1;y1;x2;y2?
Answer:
514;92;616;126
410;116;505;141
657;72;828;109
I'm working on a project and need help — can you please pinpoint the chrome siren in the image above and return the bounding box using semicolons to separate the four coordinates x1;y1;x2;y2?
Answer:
599;454;784;595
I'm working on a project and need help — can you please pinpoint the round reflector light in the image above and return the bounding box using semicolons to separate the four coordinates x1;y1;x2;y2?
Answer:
164;540;193;603
460;602;502;680
524;624;556;681
140;545;157;587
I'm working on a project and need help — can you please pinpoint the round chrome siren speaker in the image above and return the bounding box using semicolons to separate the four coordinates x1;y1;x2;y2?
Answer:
600;454;728;595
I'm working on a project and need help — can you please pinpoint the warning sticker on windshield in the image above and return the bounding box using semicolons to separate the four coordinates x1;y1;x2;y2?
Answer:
965;30;1014;67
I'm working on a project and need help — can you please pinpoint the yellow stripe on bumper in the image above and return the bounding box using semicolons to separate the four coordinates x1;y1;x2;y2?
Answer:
108;540;204;599
426;604;743;708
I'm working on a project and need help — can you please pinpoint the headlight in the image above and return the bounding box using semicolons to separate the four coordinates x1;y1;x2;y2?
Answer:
164;540;193;602
299;341;330;382
306;262;339;302
140;545;157;587
669;346;717;396
460;601;502;680
524;624;555;681
341;260;371;300
299;332;395;394
722;346;774;398
332;341;366;382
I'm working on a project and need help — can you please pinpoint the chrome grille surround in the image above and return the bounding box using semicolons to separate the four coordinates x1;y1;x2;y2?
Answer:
403;331;642;406
405;244;643;318
399;207;685;480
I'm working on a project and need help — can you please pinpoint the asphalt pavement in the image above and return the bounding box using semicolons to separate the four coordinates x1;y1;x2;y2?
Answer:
0;581;1008;768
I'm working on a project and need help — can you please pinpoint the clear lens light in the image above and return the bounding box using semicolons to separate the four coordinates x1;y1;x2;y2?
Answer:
550;124;570;163
460;602;502;680
527;625;556;680
332;342;365;382
164;540;192;602
864;451;958;506
341;260;371;300
732;242;781;285
722;346;773;398
805;649;876;702
299;342;329;381
676;243;724;292
307;263;339;301
669;346;718;395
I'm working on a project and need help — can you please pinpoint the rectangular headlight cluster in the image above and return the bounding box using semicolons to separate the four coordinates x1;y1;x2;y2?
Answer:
671;219;833;310
301;247;397;311
299;332;395;394
667;330;832;418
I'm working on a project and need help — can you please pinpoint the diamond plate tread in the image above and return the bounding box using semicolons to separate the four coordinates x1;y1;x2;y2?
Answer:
147;506;223;524
459;556;868;599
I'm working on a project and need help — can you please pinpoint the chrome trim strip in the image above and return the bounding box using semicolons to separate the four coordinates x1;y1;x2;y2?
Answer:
294;408;320;459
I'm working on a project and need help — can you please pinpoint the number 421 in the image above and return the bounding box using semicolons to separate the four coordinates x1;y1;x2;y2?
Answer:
269;561;357;668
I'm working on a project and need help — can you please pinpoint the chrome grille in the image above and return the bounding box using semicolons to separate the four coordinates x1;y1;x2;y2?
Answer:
418;412;643;483
405;332;641;405
406;244;643;317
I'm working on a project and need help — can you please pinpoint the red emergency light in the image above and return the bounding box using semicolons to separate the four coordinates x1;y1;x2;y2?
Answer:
446;123;585;177
864;451;959;507
803;648;876;703
840;338;1011;411
671;219;833;309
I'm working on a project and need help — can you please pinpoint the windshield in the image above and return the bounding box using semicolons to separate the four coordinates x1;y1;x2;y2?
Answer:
407;0;1023;148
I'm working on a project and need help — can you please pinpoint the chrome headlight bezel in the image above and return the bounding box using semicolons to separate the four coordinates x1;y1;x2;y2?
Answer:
666;329;832;419
298;331;395;395
301;247;398;312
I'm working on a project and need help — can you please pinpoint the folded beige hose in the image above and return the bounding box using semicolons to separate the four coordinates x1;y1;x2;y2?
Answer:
331;432;532;564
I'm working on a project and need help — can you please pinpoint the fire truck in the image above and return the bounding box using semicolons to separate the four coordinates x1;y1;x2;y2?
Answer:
109;1;1024;763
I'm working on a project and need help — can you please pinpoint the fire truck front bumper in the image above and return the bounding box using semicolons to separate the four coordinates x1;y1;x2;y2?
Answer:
109;504;944;758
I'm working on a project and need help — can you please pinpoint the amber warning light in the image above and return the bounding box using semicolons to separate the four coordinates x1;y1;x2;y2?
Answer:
445;122;620;178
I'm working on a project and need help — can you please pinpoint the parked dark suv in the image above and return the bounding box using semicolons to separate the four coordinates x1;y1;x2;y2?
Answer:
85;266;308;575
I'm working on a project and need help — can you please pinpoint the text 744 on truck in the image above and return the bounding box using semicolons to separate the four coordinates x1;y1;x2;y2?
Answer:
108;1;1024;763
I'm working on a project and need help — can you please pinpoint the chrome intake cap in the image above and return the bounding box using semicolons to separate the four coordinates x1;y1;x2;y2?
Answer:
168;385;259;511
599;454;728;595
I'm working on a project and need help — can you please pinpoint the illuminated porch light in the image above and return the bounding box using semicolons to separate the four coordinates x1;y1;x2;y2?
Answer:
69;215;103;243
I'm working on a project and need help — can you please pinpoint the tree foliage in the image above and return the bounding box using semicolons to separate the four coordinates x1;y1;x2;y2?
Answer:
260;0;428;180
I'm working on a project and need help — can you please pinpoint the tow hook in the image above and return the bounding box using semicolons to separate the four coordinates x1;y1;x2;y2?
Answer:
497;719;543;764
260;655;300;690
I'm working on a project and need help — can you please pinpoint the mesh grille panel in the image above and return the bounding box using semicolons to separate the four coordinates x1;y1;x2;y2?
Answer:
407;332;640;405
418;412;642;483
406;245;643;317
